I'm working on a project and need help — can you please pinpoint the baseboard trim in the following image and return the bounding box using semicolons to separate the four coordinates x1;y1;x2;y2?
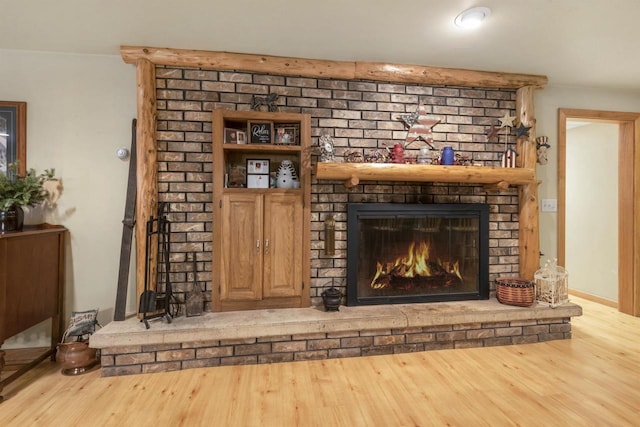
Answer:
569;289;617;309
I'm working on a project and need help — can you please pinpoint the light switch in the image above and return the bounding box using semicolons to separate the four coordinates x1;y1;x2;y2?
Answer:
541;199;557;212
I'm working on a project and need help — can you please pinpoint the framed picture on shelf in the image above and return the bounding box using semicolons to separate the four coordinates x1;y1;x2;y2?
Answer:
274;124;298;145
224;128;238;144
247;174;269;188
0;101;27;176
246;159;270;188
246;159;270;174
236;130;246;144
248;121;273;144
226;164;246;188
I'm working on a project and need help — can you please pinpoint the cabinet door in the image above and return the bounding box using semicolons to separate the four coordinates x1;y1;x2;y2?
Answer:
220;194;263;301
263;193;303;298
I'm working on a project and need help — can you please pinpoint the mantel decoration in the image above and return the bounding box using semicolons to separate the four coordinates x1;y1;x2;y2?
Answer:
319;135;335;162
398;102;440;150
395;102;443;165
0;163;56;233
536;136;551;165
250;93;279;112
498;113;517;168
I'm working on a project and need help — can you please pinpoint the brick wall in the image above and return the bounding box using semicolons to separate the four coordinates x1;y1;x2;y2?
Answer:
100;318;570;376
154;66;520;308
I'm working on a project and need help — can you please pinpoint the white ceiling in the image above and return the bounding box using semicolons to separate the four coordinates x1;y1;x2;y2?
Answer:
2;0;640;91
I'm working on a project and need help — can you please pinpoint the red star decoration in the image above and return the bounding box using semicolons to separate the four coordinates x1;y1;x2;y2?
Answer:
485;124;500;141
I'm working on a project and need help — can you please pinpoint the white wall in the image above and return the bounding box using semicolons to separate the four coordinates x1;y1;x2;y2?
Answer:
0;49;137;347
566;123;619;301
534;86;640;264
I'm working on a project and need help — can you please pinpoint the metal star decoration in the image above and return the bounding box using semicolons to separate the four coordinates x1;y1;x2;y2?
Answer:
485;124;500;141
499;113;516;129
515;123;531;138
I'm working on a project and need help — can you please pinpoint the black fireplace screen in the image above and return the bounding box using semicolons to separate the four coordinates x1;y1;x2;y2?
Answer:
347;203;489;306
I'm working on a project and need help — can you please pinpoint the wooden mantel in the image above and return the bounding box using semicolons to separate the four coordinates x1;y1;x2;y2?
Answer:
123;45;545;306
315;162;537;188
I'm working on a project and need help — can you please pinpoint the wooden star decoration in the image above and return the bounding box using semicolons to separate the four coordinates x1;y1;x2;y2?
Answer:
499;113;516;129
515;123;531;138
485;124;500;141
404;102;441;148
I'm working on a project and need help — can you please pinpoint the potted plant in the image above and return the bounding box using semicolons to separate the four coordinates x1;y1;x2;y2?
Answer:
0;163;56;233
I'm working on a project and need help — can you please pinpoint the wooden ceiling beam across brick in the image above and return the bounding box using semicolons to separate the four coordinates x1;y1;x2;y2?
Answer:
120;45;547;90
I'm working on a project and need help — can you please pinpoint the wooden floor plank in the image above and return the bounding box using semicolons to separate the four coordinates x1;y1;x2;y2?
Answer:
1;296;638;426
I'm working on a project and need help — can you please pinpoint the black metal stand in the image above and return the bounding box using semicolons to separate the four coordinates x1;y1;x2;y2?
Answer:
139;203;173;329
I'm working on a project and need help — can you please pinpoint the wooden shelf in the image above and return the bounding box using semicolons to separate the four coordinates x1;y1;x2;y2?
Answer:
314;162;536;188
223;143;302;153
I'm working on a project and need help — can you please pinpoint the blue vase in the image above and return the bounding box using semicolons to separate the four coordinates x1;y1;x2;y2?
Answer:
441;146;455;165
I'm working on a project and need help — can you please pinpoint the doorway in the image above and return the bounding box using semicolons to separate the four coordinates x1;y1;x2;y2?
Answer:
558;109;639;316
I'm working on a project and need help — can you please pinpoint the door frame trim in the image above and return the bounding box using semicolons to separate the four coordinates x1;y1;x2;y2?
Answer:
558;108;640;316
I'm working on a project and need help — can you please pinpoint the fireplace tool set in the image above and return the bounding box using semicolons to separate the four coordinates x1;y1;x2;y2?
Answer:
139;203;173;329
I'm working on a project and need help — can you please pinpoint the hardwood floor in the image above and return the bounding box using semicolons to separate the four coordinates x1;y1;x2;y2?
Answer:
1;296;638;426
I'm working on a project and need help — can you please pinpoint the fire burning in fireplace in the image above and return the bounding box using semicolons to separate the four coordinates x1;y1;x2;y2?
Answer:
370;240;463;290
347;203;489;306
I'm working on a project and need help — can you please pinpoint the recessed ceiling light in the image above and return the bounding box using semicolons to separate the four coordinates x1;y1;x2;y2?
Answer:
454;7;491;29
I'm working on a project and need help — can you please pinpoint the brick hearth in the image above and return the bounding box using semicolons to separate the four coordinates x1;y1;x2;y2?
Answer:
91;300;581;376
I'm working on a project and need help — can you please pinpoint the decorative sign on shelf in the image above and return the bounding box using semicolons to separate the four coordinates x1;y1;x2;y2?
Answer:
248;121;273;144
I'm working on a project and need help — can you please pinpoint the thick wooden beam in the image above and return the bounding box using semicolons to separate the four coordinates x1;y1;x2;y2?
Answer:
355;62;547;89
315;162;536;186
121;46;356;81
516;86;540;280
135;59;158;313
516;86;538;169
121;46;547;90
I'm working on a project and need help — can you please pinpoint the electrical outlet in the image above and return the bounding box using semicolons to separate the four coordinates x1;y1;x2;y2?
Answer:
541;199;557;212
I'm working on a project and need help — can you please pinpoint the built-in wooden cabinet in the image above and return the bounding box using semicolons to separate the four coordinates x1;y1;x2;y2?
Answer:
212;109;311;311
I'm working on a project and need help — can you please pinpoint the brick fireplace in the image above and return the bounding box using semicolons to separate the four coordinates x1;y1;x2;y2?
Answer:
153;66;522;306
89;48;583;377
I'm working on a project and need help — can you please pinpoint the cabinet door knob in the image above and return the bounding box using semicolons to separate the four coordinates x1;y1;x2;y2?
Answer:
264;239;270;255
256;239;260;253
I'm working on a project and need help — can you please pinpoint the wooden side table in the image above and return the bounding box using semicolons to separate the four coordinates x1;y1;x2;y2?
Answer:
0;224;66;401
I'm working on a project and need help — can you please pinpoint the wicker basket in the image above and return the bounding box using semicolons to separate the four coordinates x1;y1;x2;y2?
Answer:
495;277;535;307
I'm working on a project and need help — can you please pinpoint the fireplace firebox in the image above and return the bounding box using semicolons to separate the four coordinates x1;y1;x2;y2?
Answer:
347;203;489;306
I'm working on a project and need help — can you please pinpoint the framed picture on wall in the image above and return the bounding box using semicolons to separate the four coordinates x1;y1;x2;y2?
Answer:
0;101;27;176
